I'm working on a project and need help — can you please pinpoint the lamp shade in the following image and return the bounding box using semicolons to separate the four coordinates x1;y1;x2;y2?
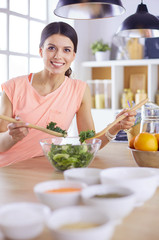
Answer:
116;3;159;38
54;0;125;19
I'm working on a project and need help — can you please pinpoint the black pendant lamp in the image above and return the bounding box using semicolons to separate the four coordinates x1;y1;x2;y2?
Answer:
54;0;125;20
116;1;159;38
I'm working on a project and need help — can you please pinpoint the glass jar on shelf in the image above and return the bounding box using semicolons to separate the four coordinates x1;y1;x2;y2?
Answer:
95;80;105;109
140;102;159;134
135;89;147;105
87;80;95;108
121;88;133;109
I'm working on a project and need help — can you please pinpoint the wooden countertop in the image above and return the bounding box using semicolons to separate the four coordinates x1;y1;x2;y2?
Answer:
0;142;159;240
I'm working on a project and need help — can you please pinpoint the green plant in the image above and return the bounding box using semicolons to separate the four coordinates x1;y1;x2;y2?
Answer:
91;40;111;55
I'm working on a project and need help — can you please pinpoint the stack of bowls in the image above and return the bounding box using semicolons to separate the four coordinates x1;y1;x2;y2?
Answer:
33;178;118;240
32;166;159;240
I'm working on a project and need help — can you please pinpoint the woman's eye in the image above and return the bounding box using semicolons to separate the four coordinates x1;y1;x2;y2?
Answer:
48;46;55;50
64;48;71;52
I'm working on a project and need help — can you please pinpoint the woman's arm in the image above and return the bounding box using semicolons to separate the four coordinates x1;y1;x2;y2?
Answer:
0;91;29;152
76;84;136;149
76;84;110;148
76;84;95;133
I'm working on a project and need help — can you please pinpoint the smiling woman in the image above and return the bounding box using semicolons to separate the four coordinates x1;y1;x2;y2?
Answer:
0;21;136;167
0;22;95;167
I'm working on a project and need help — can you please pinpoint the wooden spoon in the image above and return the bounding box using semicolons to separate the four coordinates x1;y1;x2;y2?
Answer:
0;115;65;137
0;98;148;139
89;98;149;139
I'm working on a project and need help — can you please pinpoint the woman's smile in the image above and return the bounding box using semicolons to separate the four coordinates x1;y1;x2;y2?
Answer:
50;61;65;68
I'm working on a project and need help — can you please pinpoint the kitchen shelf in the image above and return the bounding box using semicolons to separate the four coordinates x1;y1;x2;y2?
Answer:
81;59;159;110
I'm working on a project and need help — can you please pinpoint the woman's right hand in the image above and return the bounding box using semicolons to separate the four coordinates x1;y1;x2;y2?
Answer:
0;92;29;152
7;119;29;143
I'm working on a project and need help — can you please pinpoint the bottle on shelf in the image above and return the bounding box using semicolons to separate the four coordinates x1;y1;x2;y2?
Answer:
121;88;133;109
135;89;147;105
95;80;105;109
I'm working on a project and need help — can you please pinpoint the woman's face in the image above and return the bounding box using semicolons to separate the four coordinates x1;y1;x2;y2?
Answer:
39;34;75;76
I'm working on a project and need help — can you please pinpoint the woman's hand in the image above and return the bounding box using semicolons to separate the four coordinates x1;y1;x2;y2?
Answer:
115;109;137;131
7;117;29;143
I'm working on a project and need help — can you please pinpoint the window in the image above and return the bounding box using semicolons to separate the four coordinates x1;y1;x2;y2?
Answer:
30;0;47;20
0;0;7;8
10;0;28;15
9;15;28;53
0;0;76;92
0;0;48;88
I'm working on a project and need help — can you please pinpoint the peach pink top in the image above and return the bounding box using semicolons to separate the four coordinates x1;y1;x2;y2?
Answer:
0;74;86;167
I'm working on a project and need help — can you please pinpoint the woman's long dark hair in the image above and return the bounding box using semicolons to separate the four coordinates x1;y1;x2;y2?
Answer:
39;22;78;77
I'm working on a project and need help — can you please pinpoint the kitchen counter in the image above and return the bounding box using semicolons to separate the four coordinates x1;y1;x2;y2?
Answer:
0;142;159;240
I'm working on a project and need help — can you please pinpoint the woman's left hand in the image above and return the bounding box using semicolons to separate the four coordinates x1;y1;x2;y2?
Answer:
115;109;137;131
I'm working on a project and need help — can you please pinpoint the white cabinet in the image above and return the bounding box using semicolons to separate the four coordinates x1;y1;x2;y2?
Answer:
81;59;159;110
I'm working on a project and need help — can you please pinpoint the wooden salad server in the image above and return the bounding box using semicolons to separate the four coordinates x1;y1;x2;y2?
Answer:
0;115;66;137
89;98;149;139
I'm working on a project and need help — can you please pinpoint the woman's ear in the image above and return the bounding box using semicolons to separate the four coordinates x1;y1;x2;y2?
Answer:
39;47;43;58
73;52;76;60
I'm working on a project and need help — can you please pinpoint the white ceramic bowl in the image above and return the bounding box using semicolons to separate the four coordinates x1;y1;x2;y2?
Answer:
64;168;102;185
46;206;117;240
81;184;136;221
0;202;51;240
100;167;158;206
34;180;87;210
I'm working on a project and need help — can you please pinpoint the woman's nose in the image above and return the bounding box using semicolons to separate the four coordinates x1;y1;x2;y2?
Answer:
54;50;62;59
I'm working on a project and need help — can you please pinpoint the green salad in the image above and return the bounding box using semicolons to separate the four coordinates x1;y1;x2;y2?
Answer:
47;122;95;142
79;130;95;143
48;143;94;171
47;122;67;137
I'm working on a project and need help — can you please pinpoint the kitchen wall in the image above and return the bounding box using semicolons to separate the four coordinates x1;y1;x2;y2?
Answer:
49;0;159;79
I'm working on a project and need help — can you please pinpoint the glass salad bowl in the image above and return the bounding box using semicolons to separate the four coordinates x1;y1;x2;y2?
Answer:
39;137;102;171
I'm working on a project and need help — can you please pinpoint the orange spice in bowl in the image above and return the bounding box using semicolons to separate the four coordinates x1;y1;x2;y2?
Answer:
45;188;82;193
